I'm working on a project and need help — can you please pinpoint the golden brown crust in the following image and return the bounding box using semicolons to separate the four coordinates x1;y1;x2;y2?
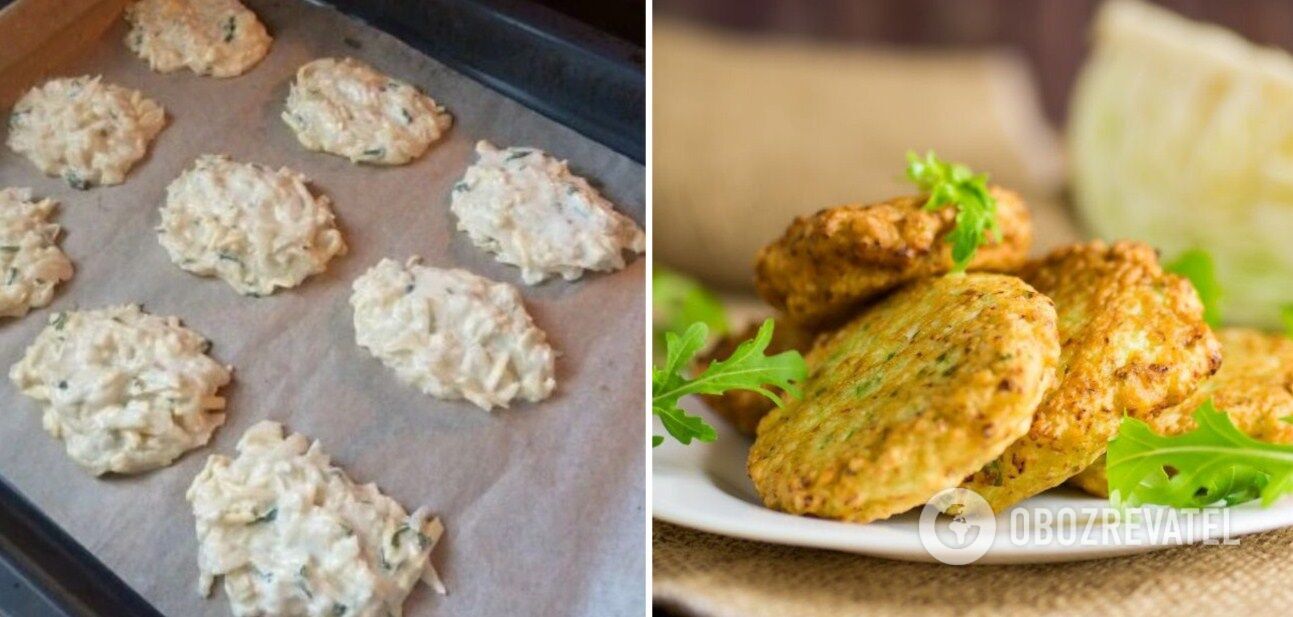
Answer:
748;274;1059;523
753;187;1031;328
1071;328;1293;497
697;318;815;437
962;241;1221;511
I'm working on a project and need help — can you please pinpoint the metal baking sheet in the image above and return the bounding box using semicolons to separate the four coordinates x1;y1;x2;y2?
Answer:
0;0;645;615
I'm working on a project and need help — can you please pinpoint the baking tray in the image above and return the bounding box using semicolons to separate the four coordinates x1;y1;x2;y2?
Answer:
326;0;644;162
0;1;645;615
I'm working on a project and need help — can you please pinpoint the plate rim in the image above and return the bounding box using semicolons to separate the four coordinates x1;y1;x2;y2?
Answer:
653;425;1293;565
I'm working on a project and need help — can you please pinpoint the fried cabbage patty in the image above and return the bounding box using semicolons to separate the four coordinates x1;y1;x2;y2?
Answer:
747;274;1059;523
753;187;1031;328
698;317;815;437
1071;328;1293;497
962;241;1221;511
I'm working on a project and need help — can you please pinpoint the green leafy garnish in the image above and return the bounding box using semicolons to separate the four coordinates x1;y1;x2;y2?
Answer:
1165;249;1222;327
652;267;727;362
1107;400;1293;508
904;151;1000;272
651;319;806;447
1280;304;1293;339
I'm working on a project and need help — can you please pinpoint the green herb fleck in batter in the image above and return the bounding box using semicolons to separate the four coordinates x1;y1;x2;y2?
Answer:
249;507;277;525
222;16;237;43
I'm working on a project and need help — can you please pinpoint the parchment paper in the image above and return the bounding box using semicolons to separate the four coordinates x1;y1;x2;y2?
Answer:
0;1;645;615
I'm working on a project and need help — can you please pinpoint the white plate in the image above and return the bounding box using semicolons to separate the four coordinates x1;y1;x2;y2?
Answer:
653;410;1293;564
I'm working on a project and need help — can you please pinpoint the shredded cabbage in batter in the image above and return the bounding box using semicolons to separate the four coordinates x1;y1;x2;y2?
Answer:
187;421;445;617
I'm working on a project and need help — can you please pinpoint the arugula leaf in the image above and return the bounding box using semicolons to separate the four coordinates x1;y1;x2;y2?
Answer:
651;324;720;447
904;151;1000;272
652;319;807;447
1165;249;1222;327
1281;303;1293;339
652;267;728;362
1106;400;1293;508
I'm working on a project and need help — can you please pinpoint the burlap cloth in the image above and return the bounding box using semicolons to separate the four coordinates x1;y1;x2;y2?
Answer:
653;521;1293;616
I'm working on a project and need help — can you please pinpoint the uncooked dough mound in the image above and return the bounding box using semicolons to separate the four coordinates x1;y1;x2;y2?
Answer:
157;154;347;296
350;257;557;410
451;140;645;284
124;0;272;77
9;306;231;475
282;57;452;165
6;76;165;189
187;421;445;617
0;188;73;319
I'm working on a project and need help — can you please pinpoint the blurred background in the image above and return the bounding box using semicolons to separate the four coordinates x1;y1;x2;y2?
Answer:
654;0;1293;329
657;0;1293;123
